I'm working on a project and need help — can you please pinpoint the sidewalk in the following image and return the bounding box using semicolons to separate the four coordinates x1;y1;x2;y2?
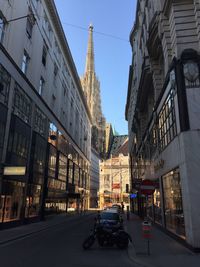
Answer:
124;213;200;267
0;211;92;245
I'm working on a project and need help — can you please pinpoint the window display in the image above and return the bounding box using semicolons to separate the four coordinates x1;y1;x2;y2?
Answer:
0;180;25;222
162;169;185;238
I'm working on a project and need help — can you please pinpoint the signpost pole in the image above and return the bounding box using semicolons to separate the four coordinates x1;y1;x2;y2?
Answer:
147;239;150;255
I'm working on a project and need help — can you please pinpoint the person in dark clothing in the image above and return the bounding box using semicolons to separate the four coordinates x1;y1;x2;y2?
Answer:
121;202;124;213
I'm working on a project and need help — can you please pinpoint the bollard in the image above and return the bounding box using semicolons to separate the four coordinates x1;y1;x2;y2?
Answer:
142;220;152;255
126;205;130;220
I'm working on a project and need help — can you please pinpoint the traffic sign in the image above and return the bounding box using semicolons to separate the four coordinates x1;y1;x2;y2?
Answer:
140;180;155;195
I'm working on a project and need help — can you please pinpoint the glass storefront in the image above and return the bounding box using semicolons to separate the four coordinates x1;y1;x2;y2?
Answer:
25;184;41;218
162;168;185;238
0;180;25;222
154;188;162;224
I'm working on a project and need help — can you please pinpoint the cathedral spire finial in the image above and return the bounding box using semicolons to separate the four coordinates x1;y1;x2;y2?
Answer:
85;23;95;73
89;23;93;30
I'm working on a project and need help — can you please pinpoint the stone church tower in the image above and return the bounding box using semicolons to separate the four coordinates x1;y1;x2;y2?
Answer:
81;24;106;157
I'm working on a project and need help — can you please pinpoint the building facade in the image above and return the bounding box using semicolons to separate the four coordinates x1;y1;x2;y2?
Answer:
0;0;91;228
126;0;200;250
99;133;130;210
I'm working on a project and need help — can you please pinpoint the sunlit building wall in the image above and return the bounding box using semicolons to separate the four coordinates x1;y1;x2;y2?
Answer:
126;0;200;250
0;0;91;227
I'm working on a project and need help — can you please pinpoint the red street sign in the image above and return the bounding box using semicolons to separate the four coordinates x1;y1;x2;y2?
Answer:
142;221;152;239
140;180;155;195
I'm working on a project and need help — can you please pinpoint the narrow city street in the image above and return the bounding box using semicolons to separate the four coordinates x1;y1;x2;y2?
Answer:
0;214;135;267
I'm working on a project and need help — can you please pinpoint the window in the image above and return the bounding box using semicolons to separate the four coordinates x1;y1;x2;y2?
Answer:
21;50;29;74
39;77;45;95
26;9;35;38
54;40;61;62
0;64;11;105
162;169;185;238
31;0;39;10
67;160;74;184
13;83;32;124
58;153;67;182
54;63;58;76
53;63;58;87
8;131;29;158
25;184;41;218
158;89;177;151
0;12;6;43
0;121;5;161
43;11;52;43
34;106;47;137
42;43;48;66
1;180;25;222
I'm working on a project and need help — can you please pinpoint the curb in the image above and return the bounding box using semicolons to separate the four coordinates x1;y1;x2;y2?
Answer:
127;243;155;267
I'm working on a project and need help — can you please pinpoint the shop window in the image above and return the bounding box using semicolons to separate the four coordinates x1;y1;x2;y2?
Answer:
1;180;25;222
162;169;185;238
48;145;57;179
33;141;46;175
58;152;67;182
25;184;41;218
153;185;162;224
0;64;11;105
74;164;80;186
67;159;74;184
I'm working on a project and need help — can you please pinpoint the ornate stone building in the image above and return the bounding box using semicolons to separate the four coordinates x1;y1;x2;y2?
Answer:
99;127;130;210
126;0;200;250
81;25;106;157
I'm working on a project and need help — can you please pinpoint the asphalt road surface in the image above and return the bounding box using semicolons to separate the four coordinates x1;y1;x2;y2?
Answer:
0;214;138;267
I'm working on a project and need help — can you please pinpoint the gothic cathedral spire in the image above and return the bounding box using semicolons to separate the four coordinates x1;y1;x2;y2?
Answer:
85;24;94;73
80;24;106;157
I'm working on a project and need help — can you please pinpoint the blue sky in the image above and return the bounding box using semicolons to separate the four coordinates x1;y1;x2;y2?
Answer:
55;0;136;135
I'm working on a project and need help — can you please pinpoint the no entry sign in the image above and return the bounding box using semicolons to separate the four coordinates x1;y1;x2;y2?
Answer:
140;180;155;195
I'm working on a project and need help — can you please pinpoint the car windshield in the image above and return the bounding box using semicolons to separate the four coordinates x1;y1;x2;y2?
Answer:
100;212;119;220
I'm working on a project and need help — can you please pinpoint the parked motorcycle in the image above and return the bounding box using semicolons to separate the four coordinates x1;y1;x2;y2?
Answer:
82;220;132;250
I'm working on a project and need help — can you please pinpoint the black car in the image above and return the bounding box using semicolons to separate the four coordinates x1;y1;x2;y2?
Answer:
98;209;123;229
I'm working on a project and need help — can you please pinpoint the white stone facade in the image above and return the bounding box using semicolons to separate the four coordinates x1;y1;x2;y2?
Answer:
126;0;200;249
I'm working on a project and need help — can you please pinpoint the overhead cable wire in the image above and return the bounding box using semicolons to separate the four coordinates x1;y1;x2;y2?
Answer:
60;22;129;42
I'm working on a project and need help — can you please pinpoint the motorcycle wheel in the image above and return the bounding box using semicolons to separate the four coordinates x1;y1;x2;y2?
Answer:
116;232;129;249
82;235;95;250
